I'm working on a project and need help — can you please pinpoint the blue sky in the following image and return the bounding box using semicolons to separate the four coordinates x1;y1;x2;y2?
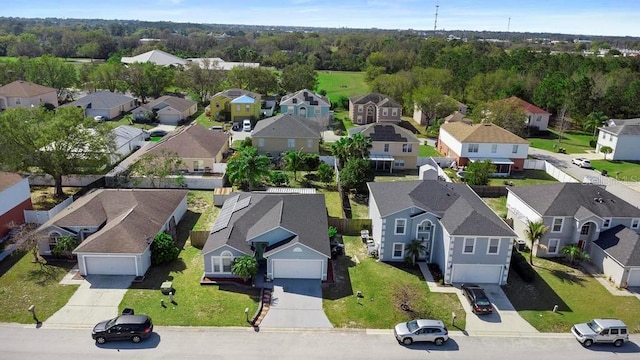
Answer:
5;0;639;37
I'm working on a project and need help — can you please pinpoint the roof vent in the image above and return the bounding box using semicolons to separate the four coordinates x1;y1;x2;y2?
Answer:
594;197;604;203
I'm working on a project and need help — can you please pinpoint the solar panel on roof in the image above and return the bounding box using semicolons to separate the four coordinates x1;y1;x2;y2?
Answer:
234;196;251;212
210;195;239;233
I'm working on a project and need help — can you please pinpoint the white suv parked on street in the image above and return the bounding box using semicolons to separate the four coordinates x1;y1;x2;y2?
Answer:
571;318;628;347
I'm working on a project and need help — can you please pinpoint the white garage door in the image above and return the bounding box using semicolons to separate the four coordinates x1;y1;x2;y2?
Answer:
159;114;181;125
84;256;137;275
628;268;640;287
272;259;322;279
451;264;503;284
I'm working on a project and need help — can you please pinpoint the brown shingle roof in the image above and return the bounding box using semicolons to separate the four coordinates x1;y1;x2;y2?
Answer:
505;96;550;115
147;123;229;158
143;95;196;112
440;122;529;144
0;172;24;192
0;81;57;98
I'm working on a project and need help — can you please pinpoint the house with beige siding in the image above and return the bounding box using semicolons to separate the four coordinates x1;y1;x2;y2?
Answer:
0;80;58;110
251;114;321;157
348;123;419;172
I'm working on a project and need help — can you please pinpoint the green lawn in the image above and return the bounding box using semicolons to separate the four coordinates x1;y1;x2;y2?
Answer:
0;253;79;323
487;170;559;186
419;145;441;157
349;195;368;219
590;160;640;181
323;236;465;329
483;196;507;219
373;171;420;182
316;71;368;103
503;257;640;333
320;189;343;218
119;190;260;326
528;130;594;154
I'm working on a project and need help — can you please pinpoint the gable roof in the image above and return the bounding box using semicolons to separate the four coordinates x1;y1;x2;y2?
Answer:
40;189;187;254
348;123;419;143
607;118;640;126
350;93;401;108
147;123;229;158
367;180;516;237
508;183;640;218
280;89;330;107
66;91;135;110
202;193;330;257
252;114;321;139
0;80;56;98
444;111;472;124
121;50;187;67
599;124;640;136
594;225;640;266
440;122;529;144
141;95;197;112
0;172;24;192
506;96;550;115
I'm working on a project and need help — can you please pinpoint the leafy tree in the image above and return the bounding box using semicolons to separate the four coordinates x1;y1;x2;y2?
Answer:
26;55;77;99
533;73;570;114
561;244;590;265
283;150;304;181
301;153;320;174
463;160;496;186
583;111;608;140
525;220;549;265
89;62;126;93
269;171;289;186
0;107;114;198
280;63;317;93
317;162;335;186
226;66;279;95
129;150;185;188
51;236;79;259
231;255;258;282
600;145;613;160
151;232;180;265
339;158;375;194
477;99;527;136
240;137;253;148
175;59;226;104
226;146;271;191
404;239;427;266
464;69;524;106
124;62;175;102
410;85;458;126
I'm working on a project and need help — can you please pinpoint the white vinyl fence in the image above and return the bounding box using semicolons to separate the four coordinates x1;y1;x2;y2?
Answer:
24;197;74;225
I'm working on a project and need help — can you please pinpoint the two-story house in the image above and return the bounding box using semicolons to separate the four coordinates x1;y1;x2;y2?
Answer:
0;80;58;110
596;118;640;160
279;89;331;119
504;96;551;131
209;89;262;122
368;180;518;285
507;183;640;287
349;93;402;124
0;172;32;238
438;122;529;176
251;114;321;157
348;123;419;172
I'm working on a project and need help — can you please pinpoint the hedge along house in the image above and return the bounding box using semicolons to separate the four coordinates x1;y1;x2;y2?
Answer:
202;193;331;281
35;189;188;276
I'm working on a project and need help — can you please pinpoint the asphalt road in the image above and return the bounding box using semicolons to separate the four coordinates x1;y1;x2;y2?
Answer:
2;325;639;360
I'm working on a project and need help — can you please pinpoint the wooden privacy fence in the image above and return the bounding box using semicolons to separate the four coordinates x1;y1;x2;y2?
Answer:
189;230;209;248
328;217;372;236
469;185;508;198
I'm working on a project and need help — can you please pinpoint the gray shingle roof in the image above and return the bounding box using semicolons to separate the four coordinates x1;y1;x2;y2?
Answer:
202;193;330;257
141;95;196;112
252;114;321;139
367;180;515;237
66;91;135;110
508;183;640;218
147;123;229;159
280;89;329;107
41;189;188;254
599;124;640;136
348;123;419;143
350;93;401;108
594;225;640;266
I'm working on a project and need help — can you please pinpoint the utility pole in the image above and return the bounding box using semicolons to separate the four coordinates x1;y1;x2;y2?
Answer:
507;17;511;32
433;0;439;36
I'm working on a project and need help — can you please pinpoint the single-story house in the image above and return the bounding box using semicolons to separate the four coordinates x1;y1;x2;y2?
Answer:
596;118;640;160
251;114;321;157
0;80;58;110
121;49;187;67
146;123;229;173
186;57;260;70
64;91;137;120
112;125;147;158
202;193;331;281
507;183;640;287
0;172;32;238
36;189;188;276
368;180;518;285
132;95;197;125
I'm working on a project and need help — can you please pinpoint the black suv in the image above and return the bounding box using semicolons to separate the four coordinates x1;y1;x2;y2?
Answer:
461;284;493;314
92;315;153;344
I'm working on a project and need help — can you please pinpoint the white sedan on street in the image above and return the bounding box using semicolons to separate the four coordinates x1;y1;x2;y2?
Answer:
572;158;592;168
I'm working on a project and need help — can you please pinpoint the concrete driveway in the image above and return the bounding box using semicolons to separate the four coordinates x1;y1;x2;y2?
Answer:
44;275;134;328
259;279;333;328
458;285;538;335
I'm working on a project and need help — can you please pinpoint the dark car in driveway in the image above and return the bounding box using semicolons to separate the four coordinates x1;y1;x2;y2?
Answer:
461;284;493;314
148;130;167;138
92;315;153;344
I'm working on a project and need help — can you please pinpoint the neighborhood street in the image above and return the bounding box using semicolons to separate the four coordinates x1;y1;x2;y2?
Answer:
1;325;639;360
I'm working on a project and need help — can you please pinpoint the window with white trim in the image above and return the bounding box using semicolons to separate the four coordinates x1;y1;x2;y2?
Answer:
307;139;313;148
417;220;433;241
258;138;264;147
512;144;519;153
580;223;590;235
193;160;204;172
491;144;497;153
358;105;363;113
48;232;61;252
287;139;296;148
245;104;250;111
383;144;389;152
548;239;560;254
392;108;398;117
631;218;639;229
394;159;405;167
382;108;388;116
395;219;406;235
211;251;234;273
463;238;475;254
392;243;404;259
552;217;564;232
487;238;499;254
402;144;413;153
235;105;240;111
468;144;479;153
603;218;611;229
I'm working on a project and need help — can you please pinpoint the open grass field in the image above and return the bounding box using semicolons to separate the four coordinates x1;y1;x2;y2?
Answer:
323;235;465;329
419;144;441;157
529;129;594;154
316;71;368;103
503;256;640;333
590;160;640;182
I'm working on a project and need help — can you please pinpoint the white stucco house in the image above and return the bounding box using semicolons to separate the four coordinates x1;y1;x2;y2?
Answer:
596;118;640;160
0;80;58;110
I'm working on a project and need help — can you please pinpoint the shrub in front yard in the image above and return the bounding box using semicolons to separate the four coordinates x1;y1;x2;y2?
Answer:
151;232;180;265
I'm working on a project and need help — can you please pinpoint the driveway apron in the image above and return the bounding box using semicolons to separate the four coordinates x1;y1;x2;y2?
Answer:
259;279;333;328
45;275;134;328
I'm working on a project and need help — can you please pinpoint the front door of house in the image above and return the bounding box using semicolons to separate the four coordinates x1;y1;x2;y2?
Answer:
420;239;432;261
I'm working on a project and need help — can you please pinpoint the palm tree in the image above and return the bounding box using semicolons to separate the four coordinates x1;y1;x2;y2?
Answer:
561;244;590;265
283;149;303;181
525;220;549;265
226;147;271;191
330;137;350;169
583;111;607;140
404;239;427;266
349;133;372;159
231;255;258;282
